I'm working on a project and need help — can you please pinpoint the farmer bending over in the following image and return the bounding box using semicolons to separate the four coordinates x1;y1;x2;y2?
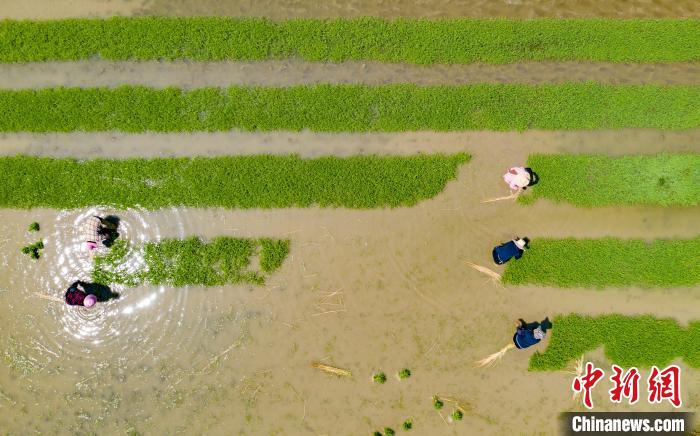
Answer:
503;166;538;192
65;281;97;308
513;317;552;349
84;216;118;254
492;237;529;265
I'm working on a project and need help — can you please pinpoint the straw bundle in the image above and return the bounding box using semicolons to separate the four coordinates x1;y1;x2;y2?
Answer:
475;343;515;367
311;362;352;377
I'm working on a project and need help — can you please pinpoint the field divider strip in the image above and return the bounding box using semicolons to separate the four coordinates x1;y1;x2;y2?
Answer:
2;61;700;89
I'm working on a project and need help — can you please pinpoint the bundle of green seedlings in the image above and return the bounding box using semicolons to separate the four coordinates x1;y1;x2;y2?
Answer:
502;237;700;288
21;241;44;260
1;84;699;132
530;314;700;371
0;154;469;209
27;222;40;232
92;237;289;287
522;154;700;207
1;18;699;63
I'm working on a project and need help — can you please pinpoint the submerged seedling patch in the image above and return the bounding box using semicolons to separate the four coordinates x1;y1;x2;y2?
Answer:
92;237;289;287
503;237;700;288
2;18;700;64
523;154;700;207
1;85;699;132
0;154;470;209
530;314;700;371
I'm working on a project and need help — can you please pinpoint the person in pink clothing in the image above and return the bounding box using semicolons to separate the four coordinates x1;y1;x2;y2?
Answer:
503;166;538;191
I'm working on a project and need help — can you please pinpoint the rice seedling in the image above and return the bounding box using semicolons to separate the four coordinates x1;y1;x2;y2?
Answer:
402;419;412;430
384;428;395;436
523;154;700;207
433;396;444;410
27;222;40;232
373;372;387;384
397;368;411;379
529;314;700;371
503;237;700;288
1;84;699;132
0;154;469;209
21;241;44;260
2;18;699;64
452;410;463;421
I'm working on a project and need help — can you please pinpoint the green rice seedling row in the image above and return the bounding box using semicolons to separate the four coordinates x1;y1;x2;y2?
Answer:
92;237;289;287
2;84;700;132
1;17;699;64
523;153;700;207
530;314;700;370
502;237;700;288
0;154;469;209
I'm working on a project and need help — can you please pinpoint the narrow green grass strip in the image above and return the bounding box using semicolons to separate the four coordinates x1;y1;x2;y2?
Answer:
502;237;700;288
0;154;469;209
2;84;700;132
530;314;700;370
92;237;289;287
523;154;700;207
1;18;700;64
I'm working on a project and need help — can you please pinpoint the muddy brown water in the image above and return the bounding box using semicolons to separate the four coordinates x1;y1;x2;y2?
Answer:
3;61;700;88
3;0;700;19
1;134;700;434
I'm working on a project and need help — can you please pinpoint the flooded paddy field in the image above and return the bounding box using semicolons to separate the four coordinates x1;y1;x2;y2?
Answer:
1;137;700;434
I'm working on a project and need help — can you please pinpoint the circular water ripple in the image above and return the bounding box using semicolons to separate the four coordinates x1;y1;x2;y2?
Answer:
24;207;203;364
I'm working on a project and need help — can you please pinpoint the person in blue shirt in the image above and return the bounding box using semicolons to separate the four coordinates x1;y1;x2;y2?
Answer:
492;237;529;265
513;317;552;349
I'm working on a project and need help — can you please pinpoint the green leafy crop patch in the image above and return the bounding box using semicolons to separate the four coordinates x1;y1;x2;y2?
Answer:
522;154;700;207
1;18;699;64
530;314;700;370
0;154;469;209
92;237;289;287
502;237;700;288
1;84;699;132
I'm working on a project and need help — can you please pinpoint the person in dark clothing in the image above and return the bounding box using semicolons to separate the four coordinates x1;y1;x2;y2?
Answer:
492;237;529;265
65;281;97;307
513;317;553;349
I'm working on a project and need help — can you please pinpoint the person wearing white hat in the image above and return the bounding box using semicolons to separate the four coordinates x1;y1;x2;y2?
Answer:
492;237;529;265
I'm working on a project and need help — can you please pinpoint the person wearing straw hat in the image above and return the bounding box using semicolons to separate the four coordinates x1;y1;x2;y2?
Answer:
513;317;553;349
64;281;97;308
492;237;529;265
503;166;538;191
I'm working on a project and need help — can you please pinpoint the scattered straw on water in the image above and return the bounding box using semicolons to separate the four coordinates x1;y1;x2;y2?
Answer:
311;362;352;377
475;343;515;367
465;261;502;282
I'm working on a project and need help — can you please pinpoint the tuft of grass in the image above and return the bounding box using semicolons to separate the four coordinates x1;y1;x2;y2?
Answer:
530;314;700;371
384;429;395;436
27;222;40;232
0;84;699;132
522;154;700;207
1;18;700;64
0;154;469;209
402;419;412;430
373;372;387;384
502;237;700;288
433;397;444;410
452;410;463;421
92;237;288;287
397;368;411;379
21;240;44;260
